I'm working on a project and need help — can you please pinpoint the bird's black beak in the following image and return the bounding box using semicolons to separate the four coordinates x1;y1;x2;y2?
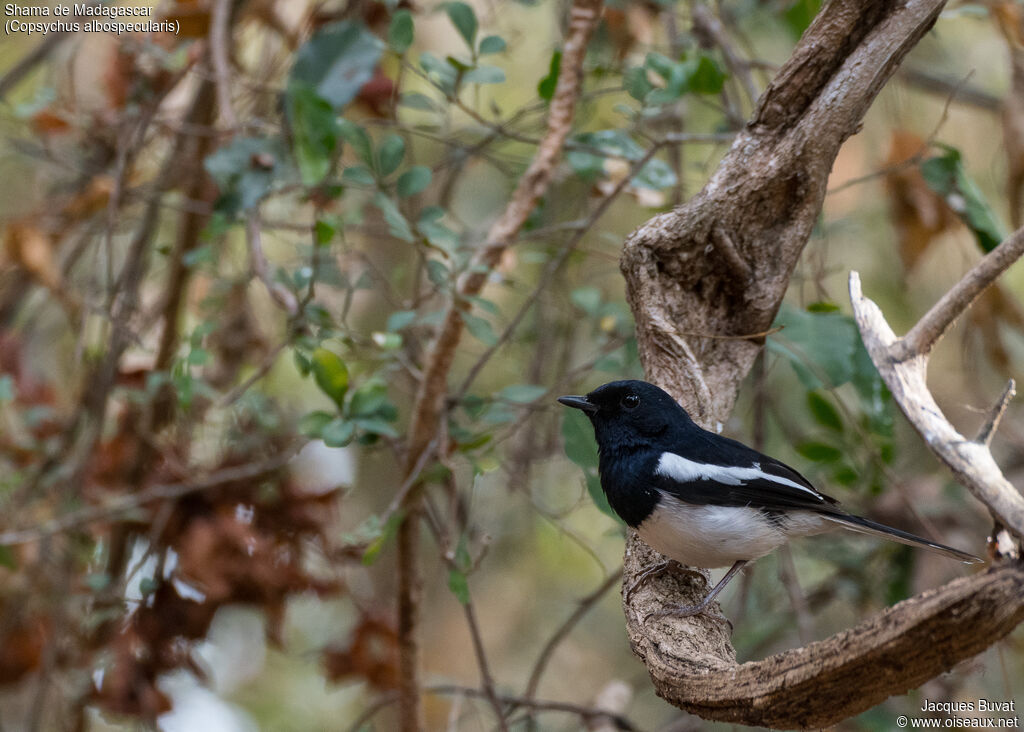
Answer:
557;395;597;414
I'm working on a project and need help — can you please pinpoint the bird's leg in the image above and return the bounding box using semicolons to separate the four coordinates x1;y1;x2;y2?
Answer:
643;560;748;622
624;559;706;605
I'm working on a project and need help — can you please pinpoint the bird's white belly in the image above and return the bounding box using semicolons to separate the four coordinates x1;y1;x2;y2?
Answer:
636;495;829;568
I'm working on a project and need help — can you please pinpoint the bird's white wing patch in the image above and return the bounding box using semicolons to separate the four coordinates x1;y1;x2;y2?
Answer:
656;452;822;499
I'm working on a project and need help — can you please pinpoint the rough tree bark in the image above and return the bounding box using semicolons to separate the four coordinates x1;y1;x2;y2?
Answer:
617;0;1024;727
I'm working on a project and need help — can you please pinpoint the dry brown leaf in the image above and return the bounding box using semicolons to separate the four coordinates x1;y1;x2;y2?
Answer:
3;220;62;292
993;2;1024;228
883;130;959;270
65;176;115;220
323;614;401;690
0;616;48;684
162;0;211;38
30;109;72;136
968;283;1024;377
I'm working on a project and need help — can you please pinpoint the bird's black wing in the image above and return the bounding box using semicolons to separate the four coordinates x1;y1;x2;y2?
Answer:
652;431;841;512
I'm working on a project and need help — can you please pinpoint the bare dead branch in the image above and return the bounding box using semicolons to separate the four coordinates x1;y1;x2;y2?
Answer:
893;226;1024;360
850;265;1024;537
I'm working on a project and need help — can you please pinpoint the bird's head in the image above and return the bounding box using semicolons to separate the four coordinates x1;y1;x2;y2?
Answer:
557;380;691;450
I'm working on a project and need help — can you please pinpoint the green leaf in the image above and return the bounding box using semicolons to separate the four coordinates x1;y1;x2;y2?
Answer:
293;350;311;376
373;192;414;241
322;418;356;447
0;545;17;570
586;472;620;521
289;21;382;110
186;348;210;366
499;384;547;403
768;304;861;389
561;409;597;468
387;310;417;331
420;52;458;95
807;391;843;432
426;259;450;288
349;381;392;418
537;50;561;101
448;568;470;604
315;218;335;246
311;348;350;408
355;417;401;438
362;512;404;565
623;66;653;101
338;119;374;167
397;165;432;197
644;52;726;104
445;2;478;49
286;82;339;185
921;145;1007;253
205;137;288;215
462;311;497;346
478;35;506;54
376;134;406;177
687;55;727;94
463;65;505;84
85;573;111;592
388;9;414;54
341;165;376;185
299;410;334;438
0;374;13;402
796;441;842;463
400;92;436;110
783;0;822;38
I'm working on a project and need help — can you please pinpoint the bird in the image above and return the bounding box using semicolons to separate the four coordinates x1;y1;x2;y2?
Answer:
558;379;983;619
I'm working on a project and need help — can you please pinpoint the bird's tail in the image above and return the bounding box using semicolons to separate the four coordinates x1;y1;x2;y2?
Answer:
823;513;983;564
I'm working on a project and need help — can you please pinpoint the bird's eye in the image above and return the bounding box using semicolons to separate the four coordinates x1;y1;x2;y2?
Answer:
621;394;640;410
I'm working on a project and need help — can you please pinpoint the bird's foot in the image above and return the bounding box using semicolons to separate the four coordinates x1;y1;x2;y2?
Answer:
624;560;706;605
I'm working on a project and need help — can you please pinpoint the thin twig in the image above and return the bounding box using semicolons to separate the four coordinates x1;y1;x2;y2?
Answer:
894;226;1024;360
247;210;300;316
345;685;642;732
460;596;509;731
394;1;606;728
0;447;300;546
976;380;1017;447
523;569;623;703
455;142;666;400
210;0;239;130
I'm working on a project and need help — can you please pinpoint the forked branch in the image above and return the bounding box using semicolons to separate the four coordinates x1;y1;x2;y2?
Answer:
850;226;1024;538
617;0;1024;727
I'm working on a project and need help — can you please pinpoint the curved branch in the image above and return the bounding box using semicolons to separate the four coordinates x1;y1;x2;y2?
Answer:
625;539;1024;728
613;0;1024;727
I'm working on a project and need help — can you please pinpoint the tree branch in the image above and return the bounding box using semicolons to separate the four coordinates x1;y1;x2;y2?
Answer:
612;0;1024;727
394;1;605;729
849;231;1024;537
892;226;1024;360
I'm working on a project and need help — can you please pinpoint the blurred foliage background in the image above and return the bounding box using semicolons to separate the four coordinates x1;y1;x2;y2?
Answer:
0;0;1022;730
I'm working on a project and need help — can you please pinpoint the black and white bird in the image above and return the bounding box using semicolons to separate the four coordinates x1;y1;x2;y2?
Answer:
558;380;982;618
